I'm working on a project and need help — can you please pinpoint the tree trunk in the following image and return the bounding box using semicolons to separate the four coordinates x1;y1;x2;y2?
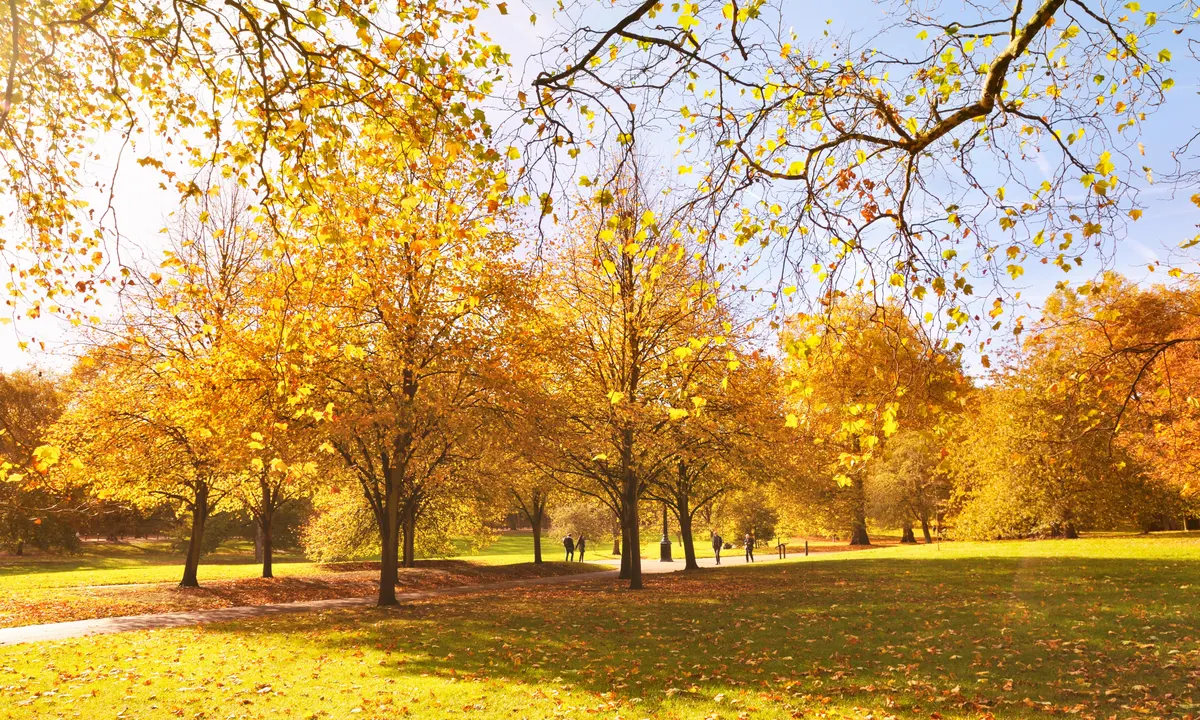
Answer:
377;482;401;607
900;523;916;544
254;523;264;563
1063;523;1078;539
14;539;23;557
619;520;630;579
612;519;621;556
531;504;543;564
401;500;417;568
848;474;870;546
621;427;642;589
180;483;209;588
623;484;642;588
921;517;933;543
678;498;699;571
260;510;274;579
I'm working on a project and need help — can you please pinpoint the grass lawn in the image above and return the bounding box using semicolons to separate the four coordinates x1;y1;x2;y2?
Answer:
2;533;1196;719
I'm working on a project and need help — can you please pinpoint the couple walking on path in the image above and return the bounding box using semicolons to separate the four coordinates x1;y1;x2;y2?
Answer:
710;531;755;565
562;533;587;562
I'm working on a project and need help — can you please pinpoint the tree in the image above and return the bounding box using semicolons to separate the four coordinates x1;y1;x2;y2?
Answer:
220;234;326;579
0;0;505;326
644;354;780;569
507;465;554;565
528;0;1189;345
531;164;737;588
1034;274;1200;518
52;193;275;585
292;120;525;605
782;297;967;545
57;343;243;585
868;429;950;543
948;274;1199;538
0;370;75;555
547;495;615;553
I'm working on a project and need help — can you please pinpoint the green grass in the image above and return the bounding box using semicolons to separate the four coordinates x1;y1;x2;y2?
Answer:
3;533;1197;719
0;540;326;592
0;533;559;592
0;530;732;592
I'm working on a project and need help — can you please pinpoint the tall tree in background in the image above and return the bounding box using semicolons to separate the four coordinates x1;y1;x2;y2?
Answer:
783;298;967;545
1037;274;1200;516
868;429;951;543
534;164;736;588
645;353;780;569
950;274;1199;538
53;192;273;585
0;371;73;555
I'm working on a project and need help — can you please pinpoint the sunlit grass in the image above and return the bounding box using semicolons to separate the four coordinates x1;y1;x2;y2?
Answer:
2;533;1196;719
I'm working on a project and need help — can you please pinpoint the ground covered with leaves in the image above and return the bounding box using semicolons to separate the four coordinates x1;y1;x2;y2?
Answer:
2;533;1196;719
0;560;605;628
0;537;607;628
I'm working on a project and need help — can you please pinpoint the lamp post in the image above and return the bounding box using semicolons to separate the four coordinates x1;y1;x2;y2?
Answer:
659;503;673;561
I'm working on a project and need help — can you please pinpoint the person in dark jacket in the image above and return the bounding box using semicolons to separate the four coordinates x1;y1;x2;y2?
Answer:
576;536;587;561
711;532;723;565
744;533;755;563
563;533;575;562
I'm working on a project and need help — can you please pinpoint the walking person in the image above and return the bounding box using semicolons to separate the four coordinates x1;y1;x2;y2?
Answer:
576;535;587;562
744;532;755;563
711;531;723;565
563;533;575;562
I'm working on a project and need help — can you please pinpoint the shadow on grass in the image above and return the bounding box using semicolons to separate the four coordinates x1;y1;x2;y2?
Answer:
201;551;1200;718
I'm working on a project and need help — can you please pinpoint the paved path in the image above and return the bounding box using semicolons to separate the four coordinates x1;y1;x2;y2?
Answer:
0;549;795;647
597;550;790;573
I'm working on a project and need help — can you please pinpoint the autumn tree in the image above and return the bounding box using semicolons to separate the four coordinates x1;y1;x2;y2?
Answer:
290;117;525;605
503;458;556;564
527;0;1191;350
644;353;780;569
782;297;967;545
0;370;76;555
949;274;1199;538
57;343;244;586
1036;274;1200;518
54;192;279;585
531;164;739;588
868;429;950;543
0;0;505;330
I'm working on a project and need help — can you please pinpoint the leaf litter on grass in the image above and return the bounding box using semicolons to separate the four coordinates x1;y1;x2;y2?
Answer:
0;536;1197;719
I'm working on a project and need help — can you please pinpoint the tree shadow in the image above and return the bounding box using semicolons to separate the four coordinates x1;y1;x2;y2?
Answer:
196;549;1200;718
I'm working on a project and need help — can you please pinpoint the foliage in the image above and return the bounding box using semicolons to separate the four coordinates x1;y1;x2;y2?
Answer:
547;496;614;543
867;429;950;541
529;164;742;586
948;274;1199;539
529;0;1192;337
0;370;77;554
781;297;967;544
299;488;382;563
718;491;779;543
0;0;505;323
